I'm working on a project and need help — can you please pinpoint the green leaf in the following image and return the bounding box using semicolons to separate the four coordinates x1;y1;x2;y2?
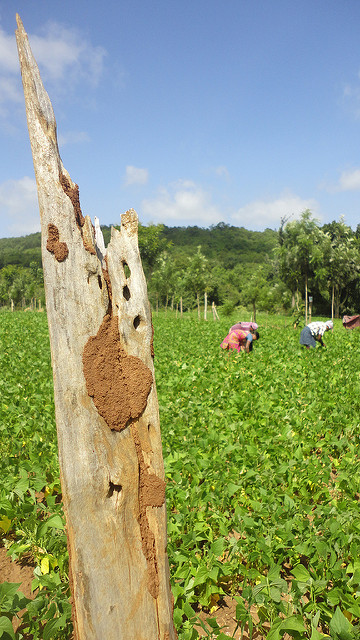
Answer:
45;515;65;530
38;514;65;537
226;482;242;497
42;614;67;640
211;537;225;557
192;566;209;587
291;564;311;582
7;543;31;560
269;586;282;603
0;517;12;534
0;583;22;599
280;615;306;634
267;617;283;640
0;616;15;640
327;588;341;606
310;628;327;640
329;607;353;640
182;601;197;620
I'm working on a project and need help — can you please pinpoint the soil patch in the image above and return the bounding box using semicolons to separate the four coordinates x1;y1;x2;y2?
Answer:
0;546;36;633
0;546;35;598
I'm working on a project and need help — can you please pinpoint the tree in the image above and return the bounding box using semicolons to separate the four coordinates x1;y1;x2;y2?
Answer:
240;265;270;321
16;14;176;639
209;264;239;307
319;218;360;318
0;264;28;306
276;210;326;323
183;246;208;319
149;251;177;312
138;223;172;277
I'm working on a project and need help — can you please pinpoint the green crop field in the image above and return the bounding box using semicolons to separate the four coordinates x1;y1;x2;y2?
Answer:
1;310;360;639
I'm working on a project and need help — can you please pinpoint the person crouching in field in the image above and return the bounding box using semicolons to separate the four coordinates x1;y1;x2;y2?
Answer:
220;326;260;354
299;320;333;349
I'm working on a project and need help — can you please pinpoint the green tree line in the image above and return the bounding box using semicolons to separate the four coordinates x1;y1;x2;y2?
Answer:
1;212;359;319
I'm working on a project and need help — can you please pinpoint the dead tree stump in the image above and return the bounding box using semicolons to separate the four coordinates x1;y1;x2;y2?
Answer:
16;14;176;640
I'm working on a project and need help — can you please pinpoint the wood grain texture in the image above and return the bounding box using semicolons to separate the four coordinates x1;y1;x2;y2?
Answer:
16;14;176;639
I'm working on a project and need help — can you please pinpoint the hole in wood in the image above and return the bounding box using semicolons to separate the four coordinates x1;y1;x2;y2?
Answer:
133;315;140;329
123;285;130;301
107;481;122;498
122;262;131;278
97;275;102;289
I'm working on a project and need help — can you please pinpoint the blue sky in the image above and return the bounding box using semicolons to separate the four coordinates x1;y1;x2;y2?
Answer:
1;1;360;238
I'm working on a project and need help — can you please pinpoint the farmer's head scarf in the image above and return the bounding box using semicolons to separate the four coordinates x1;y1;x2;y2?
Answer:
325;321;333;330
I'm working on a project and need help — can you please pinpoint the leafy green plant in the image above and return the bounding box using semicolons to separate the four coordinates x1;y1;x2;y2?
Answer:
1;311;360;638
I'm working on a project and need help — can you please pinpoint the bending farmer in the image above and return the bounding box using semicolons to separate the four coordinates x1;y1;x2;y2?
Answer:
299;320;333;349
220;326;260;354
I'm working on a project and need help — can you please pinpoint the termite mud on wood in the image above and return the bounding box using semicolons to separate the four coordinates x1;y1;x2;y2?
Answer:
46;223;69;262
82;313;153;432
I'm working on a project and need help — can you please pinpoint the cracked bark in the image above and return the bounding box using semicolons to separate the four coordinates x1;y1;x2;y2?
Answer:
16;14;176;640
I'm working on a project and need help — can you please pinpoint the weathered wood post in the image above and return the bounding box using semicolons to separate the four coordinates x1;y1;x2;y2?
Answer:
211;301;219;321
16;15;176;640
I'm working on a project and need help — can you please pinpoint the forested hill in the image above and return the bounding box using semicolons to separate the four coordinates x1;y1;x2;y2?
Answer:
2;214;360;316
0;223;278;270
0;232;42;269
161;223;278;268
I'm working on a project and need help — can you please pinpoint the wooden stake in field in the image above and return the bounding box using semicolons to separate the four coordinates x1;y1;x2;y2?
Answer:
212;301;219;321
16;15;176;640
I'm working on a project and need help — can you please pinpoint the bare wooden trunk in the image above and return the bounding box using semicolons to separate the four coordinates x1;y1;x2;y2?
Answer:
16;15;176;640
334;284;340;319
211;301;219;320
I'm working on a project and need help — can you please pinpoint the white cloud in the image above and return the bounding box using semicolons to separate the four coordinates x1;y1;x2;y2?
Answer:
0;26;23;111
141;180;223;225
0;20;107;121
337;168;360;191
0;25;19;73
124;166;149;186
0;177;40;237
57;130;90;146
0;76;22;105
30;22;106;86
321;167;360;193
231;192;319;230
